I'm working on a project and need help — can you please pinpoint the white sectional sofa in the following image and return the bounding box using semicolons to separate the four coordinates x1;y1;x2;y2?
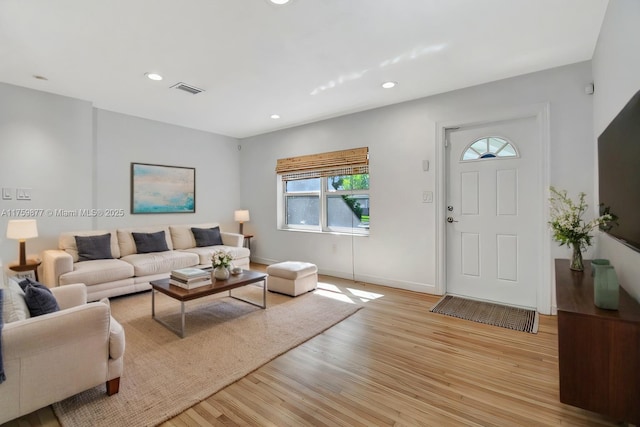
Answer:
42;223;249;301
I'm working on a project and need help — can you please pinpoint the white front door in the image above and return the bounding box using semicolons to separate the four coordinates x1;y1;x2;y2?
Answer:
445;116;540;308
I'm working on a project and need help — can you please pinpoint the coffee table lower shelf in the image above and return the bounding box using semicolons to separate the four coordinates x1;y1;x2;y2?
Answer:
150;270;267;338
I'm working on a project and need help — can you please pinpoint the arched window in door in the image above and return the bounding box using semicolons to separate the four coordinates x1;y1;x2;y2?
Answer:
461;136;519;161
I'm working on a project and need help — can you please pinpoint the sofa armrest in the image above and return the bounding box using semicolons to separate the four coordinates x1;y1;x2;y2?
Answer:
51;283;87;310
221;232;244;247
42;249;74;287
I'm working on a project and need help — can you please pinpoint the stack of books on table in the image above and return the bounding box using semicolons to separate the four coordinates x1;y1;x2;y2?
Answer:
169;267;211;289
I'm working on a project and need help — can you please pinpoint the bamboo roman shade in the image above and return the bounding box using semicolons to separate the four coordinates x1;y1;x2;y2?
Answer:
276;147;369;181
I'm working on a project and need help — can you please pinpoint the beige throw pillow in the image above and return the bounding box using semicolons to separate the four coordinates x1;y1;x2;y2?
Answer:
1;277;31;323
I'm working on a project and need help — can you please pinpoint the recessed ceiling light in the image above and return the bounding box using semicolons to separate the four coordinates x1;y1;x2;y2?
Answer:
269;0;291;4
145;72;163;81
382;81;397;89
270;114;281;119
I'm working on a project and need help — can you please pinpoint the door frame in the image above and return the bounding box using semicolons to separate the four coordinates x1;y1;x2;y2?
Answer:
434;103;552;314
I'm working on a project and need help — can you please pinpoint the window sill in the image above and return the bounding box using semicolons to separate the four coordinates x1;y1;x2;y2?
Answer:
277;227;369;237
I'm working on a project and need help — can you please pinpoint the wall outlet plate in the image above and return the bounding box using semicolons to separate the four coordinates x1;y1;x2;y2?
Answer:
16;188;32;200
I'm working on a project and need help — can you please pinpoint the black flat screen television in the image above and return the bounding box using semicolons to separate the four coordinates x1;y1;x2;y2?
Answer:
598;88;640;252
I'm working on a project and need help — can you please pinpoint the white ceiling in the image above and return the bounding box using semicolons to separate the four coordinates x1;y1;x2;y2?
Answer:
0;0;608;139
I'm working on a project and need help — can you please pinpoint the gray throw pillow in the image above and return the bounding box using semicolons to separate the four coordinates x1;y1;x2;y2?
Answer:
75;233;113;262
191;227;223;247
20;279;60;317
132;230;169;254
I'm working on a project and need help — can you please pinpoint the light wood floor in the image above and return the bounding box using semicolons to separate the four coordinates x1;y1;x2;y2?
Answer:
3;266;623;427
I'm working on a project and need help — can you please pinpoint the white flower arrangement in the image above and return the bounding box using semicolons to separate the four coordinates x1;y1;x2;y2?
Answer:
211;250;233;269
548;186;612;251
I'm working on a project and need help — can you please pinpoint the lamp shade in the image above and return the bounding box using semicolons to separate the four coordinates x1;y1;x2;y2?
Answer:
234;210;250;223
6;219;38;240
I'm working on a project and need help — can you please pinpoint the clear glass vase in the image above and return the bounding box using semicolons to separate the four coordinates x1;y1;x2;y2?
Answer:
570;243;584;271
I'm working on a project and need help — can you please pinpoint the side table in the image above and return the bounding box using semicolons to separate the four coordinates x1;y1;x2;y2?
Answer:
243;234;254;250
9;259;42;281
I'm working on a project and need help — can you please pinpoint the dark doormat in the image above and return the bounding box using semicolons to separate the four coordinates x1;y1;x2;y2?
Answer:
430;295;539;334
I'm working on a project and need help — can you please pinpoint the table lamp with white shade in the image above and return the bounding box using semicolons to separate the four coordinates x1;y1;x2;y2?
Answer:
234;210;250;235
6;219;38;266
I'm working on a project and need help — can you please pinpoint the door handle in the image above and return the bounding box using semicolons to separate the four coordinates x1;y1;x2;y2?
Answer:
447;217;458;223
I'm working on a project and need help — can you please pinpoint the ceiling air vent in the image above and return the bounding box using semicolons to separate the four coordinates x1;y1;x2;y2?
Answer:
171;82;204;95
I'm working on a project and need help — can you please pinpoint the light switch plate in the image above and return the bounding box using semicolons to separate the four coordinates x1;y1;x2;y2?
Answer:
2;188;12;200
423;191;433;203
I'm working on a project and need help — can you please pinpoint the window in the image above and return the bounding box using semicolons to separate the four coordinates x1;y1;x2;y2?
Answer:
277;148;369;235
284;179;320;226
461;136;518;161
326;174;369;230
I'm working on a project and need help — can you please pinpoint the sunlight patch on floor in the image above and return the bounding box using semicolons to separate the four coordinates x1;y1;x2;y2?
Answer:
314;288;356;304
314;282;385;304
317;283;341;293
346;288;384;302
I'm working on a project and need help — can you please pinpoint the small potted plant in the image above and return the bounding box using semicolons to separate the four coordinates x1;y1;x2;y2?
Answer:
548;186;613;271
211;250;233;280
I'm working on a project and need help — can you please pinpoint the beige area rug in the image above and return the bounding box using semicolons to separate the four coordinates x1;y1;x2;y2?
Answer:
53;285;362;427
430;295;539;334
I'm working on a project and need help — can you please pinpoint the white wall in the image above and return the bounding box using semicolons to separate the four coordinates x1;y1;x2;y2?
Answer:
94;109;241;231
592;0;640;301
240;61;595;309
0;83;94;264
0;84;241;271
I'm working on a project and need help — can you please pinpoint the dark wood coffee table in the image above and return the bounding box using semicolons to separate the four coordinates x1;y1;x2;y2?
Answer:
150;269;267;338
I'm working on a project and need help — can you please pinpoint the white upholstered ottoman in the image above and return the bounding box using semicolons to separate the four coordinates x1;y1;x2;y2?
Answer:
266;261;318;296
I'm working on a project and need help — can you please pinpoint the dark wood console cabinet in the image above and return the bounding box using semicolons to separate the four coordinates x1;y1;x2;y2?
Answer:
555;259;640;424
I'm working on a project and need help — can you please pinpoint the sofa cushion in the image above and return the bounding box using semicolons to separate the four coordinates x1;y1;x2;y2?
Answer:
1;277;30;323
20;279;60;317
180;245;250;266
76;233;113;262
169;223;220;250
118;226;173;257
121;251;199;276
59;259;135;286
132;230;170;254
191;227;223;247
60;230;120;262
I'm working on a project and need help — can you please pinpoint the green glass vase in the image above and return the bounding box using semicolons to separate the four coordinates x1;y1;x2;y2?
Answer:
590;258;610;276
593;264;619;310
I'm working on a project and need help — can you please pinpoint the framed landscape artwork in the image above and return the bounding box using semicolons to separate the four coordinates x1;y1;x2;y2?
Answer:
131;163;195;214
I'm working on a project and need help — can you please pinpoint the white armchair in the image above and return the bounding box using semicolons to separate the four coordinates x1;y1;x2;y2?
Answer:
0;283;125;424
